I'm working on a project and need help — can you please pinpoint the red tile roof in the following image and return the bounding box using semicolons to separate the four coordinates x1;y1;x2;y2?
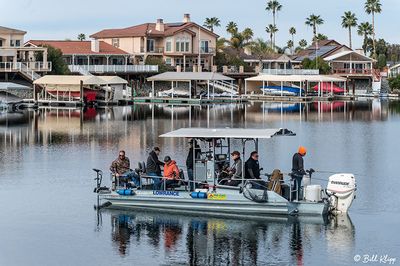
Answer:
26;40;129;55
90;22;218;39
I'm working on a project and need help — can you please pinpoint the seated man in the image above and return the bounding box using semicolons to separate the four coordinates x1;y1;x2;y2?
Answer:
110;150;140;188
159;156;180;190
244;151;266;189
219;151;243;186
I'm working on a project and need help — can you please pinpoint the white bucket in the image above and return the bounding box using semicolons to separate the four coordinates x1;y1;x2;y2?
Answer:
304;185;322;202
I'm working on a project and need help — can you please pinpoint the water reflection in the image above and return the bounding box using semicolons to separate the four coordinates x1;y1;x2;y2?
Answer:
101;210;354;265
0;99;396;148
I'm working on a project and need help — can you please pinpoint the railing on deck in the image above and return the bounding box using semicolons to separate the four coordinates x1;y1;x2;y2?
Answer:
262;69;320;75
0;62;52;72
332;68;373;75
68;64;159;74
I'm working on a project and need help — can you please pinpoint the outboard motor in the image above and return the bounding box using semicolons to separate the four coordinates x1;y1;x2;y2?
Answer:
326;174;356;214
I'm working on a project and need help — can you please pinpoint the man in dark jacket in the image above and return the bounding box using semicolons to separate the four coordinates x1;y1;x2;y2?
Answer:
186;139;201;191
146;147;164;189
245;151;261;179
291;146;307;201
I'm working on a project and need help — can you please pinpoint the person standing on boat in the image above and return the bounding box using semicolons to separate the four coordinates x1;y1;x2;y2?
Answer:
245;151;261;180
291;146;307;201
110;150;140;187
160;156;180;190
146;147;164;189
186;139;201;191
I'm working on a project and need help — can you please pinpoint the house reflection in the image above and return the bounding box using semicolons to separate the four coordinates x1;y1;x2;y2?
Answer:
104;210;354;265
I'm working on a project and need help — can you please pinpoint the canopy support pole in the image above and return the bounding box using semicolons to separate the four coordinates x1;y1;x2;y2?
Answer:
152;80;155;98
331;81;334;97
262;80;265;96
280;81;283;97
171;81;174;99
207;80;210;99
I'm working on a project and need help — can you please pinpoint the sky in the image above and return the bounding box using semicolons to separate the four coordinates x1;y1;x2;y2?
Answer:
1;0;399;49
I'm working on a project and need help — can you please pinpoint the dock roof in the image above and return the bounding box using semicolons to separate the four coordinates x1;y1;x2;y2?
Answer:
245;74;347;83
147;72;234;82
160;128;295;139
33;75;127;85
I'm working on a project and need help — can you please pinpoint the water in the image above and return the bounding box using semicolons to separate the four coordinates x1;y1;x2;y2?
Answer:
0;100;399;266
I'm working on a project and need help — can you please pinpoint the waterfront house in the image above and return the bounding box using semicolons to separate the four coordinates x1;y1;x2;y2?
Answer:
293;40;376;93
0;26;51;82
25;40;158;76
90;14;218;72
242;52;302;74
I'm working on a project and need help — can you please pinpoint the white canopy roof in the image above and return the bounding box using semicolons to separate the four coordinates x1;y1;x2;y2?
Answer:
147;72;234;82
160;128;295;139
324;50;374;62
34;75;128;85
245;74;347;83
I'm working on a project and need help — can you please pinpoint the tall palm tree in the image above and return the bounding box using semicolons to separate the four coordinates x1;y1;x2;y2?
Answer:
226;21;238;36
289;27;296;54
265;24;278;49
357;22;373;55
365;0;382;58
225;34;248;52
299;39;308;49
341;11;358;49
305;14;324;41
313;33;328;42
203;17;221;33
266;0;282;48
77;33;86;41
286;40;294;54
242;28;254;43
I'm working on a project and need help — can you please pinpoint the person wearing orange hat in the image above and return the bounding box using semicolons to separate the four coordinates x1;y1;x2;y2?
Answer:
291;146;307;201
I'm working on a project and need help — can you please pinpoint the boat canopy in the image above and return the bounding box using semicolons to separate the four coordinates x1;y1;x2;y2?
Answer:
160;128;295;139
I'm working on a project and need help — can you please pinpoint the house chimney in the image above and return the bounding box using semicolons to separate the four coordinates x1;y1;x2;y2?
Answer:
91;39;99;53
156;19;165;32
183;14;191;23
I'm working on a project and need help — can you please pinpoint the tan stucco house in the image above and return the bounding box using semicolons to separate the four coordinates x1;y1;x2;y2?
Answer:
90;14;218;71
0;26;51;81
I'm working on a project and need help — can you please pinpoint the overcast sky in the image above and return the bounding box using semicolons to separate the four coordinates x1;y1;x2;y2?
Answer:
1;0;398;49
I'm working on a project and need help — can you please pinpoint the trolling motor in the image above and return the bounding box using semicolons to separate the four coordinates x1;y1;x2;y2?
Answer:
93;169;111;194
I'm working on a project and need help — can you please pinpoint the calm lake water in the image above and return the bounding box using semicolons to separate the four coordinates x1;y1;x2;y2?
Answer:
0;100;399;266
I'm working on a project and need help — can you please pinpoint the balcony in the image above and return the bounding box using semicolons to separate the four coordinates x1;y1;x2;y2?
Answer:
262;69;320;75
0;62;52;73
332;68;373;75
68;64;159;74
200;47;216;54
140;47;164;53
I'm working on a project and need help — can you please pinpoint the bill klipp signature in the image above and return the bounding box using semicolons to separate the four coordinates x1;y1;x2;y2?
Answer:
354;254;397;264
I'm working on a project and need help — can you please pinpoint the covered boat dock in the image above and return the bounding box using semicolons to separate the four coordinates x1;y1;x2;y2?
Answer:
244;74;348;99
146;72;238;101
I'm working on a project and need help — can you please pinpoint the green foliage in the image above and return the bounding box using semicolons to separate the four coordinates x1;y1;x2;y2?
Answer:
301;57;331;74
376;53;387;69
388;75;400;92
35;45;70;75
77;33;86;41
203;17;221;32
145;56;173;73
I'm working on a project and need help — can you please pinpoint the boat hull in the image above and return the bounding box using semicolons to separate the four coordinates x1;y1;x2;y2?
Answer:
101;189;328;217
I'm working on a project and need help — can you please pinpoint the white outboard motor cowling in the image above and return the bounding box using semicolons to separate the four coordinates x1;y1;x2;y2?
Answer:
326;174;356;214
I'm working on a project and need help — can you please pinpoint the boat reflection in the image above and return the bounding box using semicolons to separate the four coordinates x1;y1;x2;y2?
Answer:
100;209;354;265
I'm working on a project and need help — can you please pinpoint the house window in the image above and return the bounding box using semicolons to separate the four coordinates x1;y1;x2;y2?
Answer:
10;40;15;47
165;57;172;65
165;38;172;52
112;38;120;47
0;40;3;47
15;40;21;47
147;39;155;52
200;40;209;53
175;37;190;52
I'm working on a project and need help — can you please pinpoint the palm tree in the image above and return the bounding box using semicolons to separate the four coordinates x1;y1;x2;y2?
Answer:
225;34;248;52
357;22;373;54
305;14;324;40
287;40;294;54
265;0;282;48
249;38;273;69
203;17;221;33
242;28;254;43
289;27;296;54
341;11;358;49
313;33;328;42
299;39;308;49
365;0;382;58
77;33;86;41
226;22;238;36
266;24;278;49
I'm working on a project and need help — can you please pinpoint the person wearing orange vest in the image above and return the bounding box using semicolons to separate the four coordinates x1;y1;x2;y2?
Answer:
159;156;180;190
291;146;307;201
